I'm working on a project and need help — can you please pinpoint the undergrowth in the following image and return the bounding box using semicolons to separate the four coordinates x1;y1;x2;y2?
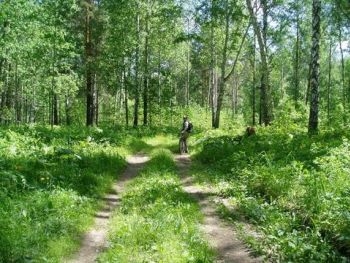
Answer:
0;124;135;262
192;124;350;262
98;149;214;263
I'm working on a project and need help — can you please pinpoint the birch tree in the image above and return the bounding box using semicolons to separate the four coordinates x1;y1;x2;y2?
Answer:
308;0;321;133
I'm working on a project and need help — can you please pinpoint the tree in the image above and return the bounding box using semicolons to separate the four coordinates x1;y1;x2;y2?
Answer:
194;0;248;128
308;0;321;133
246;0;273;125
82;0;105;126
84;0;95;126
0;0;347;131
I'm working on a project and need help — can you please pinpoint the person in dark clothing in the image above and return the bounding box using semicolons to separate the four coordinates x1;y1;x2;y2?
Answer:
180;115;190;153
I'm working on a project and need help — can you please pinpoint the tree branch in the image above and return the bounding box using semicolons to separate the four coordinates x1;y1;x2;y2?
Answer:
224;21;251;82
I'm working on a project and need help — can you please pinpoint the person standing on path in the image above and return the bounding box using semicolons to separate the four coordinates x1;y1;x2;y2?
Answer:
180;115;191;153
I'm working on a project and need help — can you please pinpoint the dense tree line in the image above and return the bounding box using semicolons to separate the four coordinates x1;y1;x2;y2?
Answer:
0;0;349;131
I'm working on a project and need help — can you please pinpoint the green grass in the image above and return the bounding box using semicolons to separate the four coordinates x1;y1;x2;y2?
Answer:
0;125;132;263
191;124;350;262
0;189;93;262
98;149;214;263
7;117;349;262
0;123;190;262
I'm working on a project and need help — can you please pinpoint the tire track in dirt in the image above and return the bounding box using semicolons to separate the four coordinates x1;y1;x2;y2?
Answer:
175;154;262;263
67;154;149;263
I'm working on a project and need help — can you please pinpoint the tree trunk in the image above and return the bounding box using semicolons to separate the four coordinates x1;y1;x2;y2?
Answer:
53;94;59;125
15;62;22;123
246;0;273;125
252;32;256;126
338;27;346;111
4;62;12;124
213;0;230;128
327;40;332;125
51;14;57;127
259;85;262;125
186;17;190;106
210;0;216;128
232;76;239;117
212;1;249;128
65;93;72;125
85;0;95;126
305;60;312;105
94;74;99;126
143;2;150;126
294;8;300;108
124;63;129;126
31;84;36;123
211;67;218;128
280;64;285;99
308;0;321;134
133;11;140;127
143;36;149;126
157;48;162;124
200;70;206;107
8;63;13;124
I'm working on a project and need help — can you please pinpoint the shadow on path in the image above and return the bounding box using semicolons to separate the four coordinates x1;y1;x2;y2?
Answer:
175;154;262;263
67;154;149;263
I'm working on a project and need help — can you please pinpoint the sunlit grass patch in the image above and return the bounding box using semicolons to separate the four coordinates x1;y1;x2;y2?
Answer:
0;125;131;262
144;134;179;154
46;236;80;262
98;150;214;263
192;126;350;262
0;189;93;262
145;134;175;146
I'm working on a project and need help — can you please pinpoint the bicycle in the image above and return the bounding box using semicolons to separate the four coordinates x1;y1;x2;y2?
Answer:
179;137;186;154
179;132;188;154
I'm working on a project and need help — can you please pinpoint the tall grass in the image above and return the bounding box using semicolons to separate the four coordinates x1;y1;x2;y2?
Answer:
98;149;214;263
0;125;130;262
192;124;350;262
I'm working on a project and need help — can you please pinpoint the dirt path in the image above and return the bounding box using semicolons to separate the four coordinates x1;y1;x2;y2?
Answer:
175;154;262;263
67;154;149;263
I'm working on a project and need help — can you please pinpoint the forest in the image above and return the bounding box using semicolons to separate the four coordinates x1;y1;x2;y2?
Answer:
0;0;350;262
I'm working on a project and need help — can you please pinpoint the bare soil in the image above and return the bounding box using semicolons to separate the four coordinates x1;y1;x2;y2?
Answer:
67;154;149;263
175;154;262;263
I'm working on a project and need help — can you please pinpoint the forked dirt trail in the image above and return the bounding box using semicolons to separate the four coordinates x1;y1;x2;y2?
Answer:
68;154;149;263
69;152;260;263
175;154;262;263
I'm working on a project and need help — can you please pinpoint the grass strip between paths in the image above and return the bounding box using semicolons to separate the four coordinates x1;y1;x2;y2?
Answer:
98;149;215;263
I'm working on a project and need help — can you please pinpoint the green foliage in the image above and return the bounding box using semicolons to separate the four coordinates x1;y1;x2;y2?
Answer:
0;125;130;262
98;149;214;263
0;190;92;262
193;124;350;262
